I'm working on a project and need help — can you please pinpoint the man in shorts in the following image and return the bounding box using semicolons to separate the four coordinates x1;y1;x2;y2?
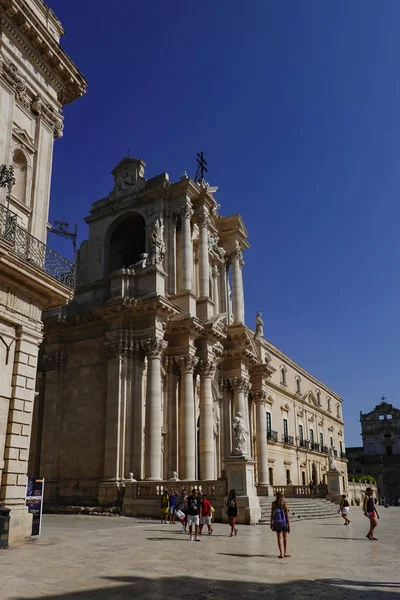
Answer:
187;487;202;541
199;493;213;535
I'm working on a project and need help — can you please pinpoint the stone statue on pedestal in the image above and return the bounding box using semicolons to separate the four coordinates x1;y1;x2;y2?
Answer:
169;471;180;481
328;447;337;471
232;412;248;454
149;217;165;266
254;311;264;340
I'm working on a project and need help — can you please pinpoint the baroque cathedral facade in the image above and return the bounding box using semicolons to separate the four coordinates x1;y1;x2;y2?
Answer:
29;157;347;508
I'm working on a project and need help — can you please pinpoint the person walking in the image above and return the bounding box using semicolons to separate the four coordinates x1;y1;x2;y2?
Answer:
339;494;350;525
309;480;315;499
270;491;291;559
363;487;380;540
199;493;213;536
225;489;239;537
176;489;188;531
160;489;169;524
187;487;202;541
169;487;178;524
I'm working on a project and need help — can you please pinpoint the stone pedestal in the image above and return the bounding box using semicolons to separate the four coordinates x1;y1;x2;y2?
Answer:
326;469;343;503
224;454;261;524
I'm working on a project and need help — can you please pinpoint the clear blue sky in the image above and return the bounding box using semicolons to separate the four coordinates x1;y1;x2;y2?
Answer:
46;0;400;446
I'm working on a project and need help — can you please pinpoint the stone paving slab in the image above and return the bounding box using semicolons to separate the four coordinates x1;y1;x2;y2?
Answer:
0;508;399;599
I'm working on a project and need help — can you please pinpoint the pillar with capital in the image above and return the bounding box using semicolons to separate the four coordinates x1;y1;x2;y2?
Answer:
180;200;194;292
142;337;167;481
230;241;245;323
165;357;179;479
175;353;198;480
198;358;217;480
198;208;210;298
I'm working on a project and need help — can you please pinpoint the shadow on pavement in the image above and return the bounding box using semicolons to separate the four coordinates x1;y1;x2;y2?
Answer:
14;575;400;600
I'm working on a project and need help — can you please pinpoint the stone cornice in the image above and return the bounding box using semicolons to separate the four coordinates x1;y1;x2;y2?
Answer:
0;0;87;104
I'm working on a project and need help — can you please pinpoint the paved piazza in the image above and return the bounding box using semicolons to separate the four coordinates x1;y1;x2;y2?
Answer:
1;509;399;600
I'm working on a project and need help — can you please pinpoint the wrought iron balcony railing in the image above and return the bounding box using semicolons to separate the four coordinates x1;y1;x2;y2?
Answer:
298;438;310;449
267;430;278;442
0;204;75;289
282;434;294;445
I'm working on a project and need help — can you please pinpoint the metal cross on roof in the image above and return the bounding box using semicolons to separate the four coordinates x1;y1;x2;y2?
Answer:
381;395;387;402
195;151;208;182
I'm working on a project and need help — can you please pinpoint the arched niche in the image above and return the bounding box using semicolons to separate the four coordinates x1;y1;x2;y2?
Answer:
106;212;146;275
12;149;28;204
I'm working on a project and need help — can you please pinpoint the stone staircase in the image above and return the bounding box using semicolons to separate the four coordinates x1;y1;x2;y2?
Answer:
258;497;340;524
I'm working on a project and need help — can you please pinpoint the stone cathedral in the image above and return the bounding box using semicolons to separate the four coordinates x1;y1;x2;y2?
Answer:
29;157;348;519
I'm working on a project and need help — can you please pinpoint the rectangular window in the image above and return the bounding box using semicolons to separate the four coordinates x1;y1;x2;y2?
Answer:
296;379;301;393
310;429;314;443
386;446;393;457
340;441;343;455
283;418;288;439
266;412;272;435
269;467;274;486
281;369;286;385
299;424;303;442
302;471;306;486
286;469;291;485
320;432;324;447
330;436;334;448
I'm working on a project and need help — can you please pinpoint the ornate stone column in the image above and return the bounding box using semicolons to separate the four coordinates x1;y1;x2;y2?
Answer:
230;377;251;456
212;265;220;312
167;212;177;294
142;338;167;481
175;354;198;480
165;357;179;478
198;359;216;480
220;379;232;459
198;209;210;298
230;241;245;323
254;391;269;485
180;200;194;291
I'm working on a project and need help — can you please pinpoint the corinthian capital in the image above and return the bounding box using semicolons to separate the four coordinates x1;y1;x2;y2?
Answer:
229;240;245;268
252;390;267;405
196;208;209;228
198;359;217;378
229;377;251;394
180;200;194;220
175;354;199;373
141;337;168;358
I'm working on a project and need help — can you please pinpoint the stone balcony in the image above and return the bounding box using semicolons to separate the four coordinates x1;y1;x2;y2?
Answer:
0;204;76;309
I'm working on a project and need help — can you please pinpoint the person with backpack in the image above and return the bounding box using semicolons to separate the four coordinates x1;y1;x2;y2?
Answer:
225;489;239;537
270;491;291;558
339;494;350;525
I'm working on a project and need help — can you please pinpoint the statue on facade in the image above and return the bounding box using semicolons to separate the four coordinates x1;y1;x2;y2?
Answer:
169;471;180;481
254;311;264;340
232;412;248;454
328;447;337;471
149;217;165;266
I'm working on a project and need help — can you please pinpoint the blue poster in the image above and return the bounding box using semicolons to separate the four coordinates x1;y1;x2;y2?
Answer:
26;477;44;536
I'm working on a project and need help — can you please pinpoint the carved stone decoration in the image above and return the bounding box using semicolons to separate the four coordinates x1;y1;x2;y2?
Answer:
141;337;168;359
328;447;338;471
197;209;209;229
208;232;219;252
213;401;221;438
252;390;268;405
232;412;248;454
0;54;26;95
180;199;194;220
105;335;143;359
229;376;251;394
297;409;304;418
230;240;244;268
174;354;199;374
198;359;217;379
254;311;264;340
44;350;66;370
148;216;165;266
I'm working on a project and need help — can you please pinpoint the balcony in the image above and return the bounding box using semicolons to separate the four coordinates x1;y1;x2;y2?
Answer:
0;204;75;289
282;434;294;446
298;438;310;449
341;452;346;459
267;430;278;442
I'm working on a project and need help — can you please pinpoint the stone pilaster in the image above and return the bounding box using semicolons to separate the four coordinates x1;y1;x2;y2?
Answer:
253;391;269;486
220;379;233;460
0;326;42;544
198;209;210;298
198;359;217;480
142;338;168;481
230;241;245;323
175;353;198;480
212;265;220;313
167;212;177;295
180;201;194;291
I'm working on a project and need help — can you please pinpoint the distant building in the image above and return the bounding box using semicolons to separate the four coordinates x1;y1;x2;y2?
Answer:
347;401;400;502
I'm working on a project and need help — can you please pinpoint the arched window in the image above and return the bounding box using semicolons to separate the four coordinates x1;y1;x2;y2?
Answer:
316;391;321;406
108;213;146;273
280;367;287;386
12;149;27;204
296;377;301;394
327;397;331;412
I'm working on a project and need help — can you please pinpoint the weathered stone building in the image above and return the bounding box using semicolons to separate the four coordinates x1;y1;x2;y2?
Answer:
30;156;348;520
0;0;86;543
347;401;400;502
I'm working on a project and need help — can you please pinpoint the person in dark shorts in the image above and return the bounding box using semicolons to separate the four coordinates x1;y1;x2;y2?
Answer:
339;494;350;525
363;487;380;540
169;487;178;524
270;491;291;558
187;487;202;541
225;489;239;537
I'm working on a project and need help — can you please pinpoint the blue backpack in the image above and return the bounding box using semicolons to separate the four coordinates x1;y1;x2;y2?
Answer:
273;507;287;528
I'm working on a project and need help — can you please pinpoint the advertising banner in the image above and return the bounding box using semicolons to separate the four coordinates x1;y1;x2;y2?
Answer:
26;477;45;536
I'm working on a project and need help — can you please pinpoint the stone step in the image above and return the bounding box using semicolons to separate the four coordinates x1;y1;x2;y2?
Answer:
258;497;339;523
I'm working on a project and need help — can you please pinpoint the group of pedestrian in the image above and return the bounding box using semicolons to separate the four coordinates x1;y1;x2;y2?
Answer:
160;486;215;541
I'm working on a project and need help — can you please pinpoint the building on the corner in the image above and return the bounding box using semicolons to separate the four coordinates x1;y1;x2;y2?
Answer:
29;156;348;515
0;0;86;543
347;401;400;503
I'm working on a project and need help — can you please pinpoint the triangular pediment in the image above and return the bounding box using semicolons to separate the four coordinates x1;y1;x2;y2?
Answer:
12;125;35;152
305;390;319;407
